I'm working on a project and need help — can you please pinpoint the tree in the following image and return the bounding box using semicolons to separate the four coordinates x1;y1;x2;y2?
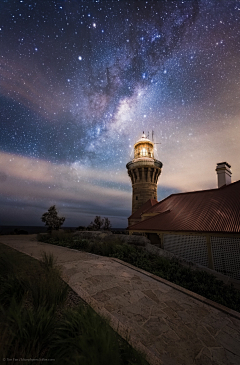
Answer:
41;205;65;232
92;215;104;230
88;216;112;231
76;226;86;231
103;217;112;231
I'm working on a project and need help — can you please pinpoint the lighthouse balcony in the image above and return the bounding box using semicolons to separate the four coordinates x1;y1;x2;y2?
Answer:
126;159;162;170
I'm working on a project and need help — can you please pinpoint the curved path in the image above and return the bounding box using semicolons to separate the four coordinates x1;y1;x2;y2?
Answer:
1;235;240;365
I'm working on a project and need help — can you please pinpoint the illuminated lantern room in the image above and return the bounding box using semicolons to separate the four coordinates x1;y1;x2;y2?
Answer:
134;132;154;160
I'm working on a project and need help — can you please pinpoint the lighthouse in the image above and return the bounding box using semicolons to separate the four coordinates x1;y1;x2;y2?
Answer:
126;132;163;214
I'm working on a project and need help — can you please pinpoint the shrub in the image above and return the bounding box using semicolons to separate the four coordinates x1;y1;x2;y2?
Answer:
41;205;65;232
0;298;56;360
0;251;64;360
0;253;25;307
37;234;240;313
49;306;121;365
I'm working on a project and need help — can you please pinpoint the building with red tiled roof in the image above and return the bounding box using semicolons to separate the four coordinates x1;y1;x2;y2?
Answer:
128;180;240;234
127;162;240;281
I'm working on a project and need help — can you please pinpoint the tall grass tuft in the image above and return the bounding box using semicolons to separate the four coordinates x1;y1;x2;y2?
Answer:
40;251;56;270
0;297;56;360
0;253;25;307
26;252;69;311
49;305;122;365
0;250;67;360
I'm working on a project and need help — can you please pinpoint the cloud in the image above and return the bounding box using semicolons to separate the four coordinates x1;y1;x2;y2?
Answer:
1;111;239;226
0;151;131;226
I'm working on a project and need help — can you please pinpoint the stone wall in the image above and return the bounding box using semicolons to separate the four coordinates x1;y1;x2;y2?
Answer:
145;241;240;290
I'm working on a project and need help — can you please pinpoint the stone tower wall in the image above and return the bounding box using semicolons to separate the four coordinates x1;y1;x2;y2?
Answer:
127;160;162;213
132;182;158;212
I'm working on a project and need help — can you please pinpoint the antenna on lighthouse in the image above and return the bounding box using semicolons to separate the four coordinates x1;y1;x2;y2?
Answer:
152;130;161;145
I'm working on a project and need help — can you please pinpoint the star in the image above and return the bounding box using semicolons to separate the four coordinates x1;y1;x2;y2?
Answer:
0;0;239;227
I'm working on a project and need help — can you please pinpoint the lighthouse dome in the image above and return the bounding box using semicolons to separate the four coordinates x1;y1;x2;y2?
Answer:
135;132;151;144
133;132;154;160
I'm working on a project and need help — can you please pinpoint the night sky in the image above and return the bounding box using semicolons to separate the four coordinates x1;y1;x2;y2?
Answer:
0;0;240;228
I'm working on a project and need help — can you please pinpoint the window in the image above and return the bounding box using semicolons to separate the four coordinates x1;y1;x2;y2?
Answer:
141;147;147;156
136;196;138;200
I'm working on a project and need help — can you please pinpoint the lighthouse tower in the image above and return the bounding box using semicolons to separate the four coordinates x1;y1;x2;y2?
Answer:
126;132;163;214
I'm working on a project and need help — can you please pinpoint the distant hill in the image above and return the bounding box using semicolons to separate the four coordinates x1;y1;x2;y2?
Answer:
0;226;127;235
0;226;48;235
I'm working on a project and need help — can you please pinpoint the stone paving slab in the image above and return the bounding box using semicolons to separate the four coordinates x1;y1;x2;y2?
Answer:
1;235;240;365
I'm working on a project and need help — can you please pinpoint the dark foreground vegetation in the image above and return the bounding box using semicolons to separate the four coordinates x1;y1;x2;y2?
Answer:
0;243;148;365
38;232;240;313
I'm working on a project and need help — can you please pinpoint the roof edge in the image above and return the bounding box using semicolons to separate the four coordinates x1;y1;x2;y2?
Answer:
158;179;240;203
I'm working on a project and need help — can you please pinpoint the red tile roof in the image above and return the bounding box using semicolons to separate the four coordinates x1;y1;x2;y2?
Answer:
128;180;240;234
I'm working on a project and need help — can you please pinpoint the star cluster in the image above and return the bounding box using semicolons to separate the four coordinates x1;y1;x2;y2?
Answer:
0;0;240;227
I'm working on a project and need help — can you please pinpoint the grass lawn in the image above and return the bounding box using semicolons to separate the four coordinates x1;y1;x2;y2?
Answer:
0;242;149;365
38;232;240;313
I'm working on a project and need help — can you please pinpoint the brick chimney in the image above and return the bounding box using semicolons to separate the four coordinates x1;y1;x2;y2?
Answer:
216;162;232;188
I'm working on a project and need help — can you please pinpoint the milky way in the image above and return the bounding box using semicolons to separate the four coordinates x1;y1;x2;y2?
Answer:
0;0;240;227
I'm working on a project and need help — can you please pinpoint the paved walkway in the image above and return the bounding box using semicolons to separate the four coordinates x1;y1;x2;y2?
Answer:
1;235;240;365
